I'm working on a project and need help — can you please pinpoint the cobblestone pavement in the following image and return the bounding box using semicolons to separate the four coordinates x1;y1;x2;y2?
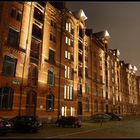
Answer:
1;115;140;139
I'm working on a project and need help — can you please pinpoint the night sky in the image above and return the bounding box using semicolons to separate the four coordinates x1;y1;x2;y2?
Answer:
66;2;140;76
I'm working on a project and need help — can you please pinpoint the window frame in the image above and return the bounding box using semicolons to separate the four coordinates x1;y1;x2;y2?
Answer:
0;87;13;110
46;93;54;112
2;55;17;77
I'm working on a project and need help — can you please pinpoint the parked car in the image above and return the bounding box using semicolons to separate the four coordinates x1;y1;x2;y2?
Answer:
55;116;81;128
8;116;43;133
90;113;111;122
0;117;12;136
107;112;123;121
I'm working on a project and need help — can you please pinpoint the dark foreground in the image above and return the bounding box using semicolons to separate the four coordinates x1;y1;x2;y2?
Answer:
1;115;140;139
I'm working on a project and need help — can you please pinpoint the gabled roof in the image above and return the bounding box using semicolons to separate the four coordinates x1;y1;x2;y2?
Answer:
72;9;88;21
93;30;110;40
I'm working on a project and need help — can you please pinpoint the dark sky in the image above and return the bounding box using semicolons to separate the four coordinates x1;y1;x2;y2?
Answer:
66;2;140;76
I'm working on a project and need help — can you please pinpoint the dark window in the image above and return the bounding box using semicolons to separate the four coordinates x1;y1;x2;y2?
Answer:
34;7;44;23
49;49;55;64
79;27;84;38
8;28;19;48
10;8;16;18
0;87;13;110
28;64;38;86
85;98;89;112
85;67;88;77
77;101;82;115
50;20;56;28
50;33;56;43
85;83;89;94
30;37;40;65
32;24;42;40
94;100;98;112
47;70;54;86
16;12;22;21
26;91;37;105
10;8;22;21
78;84;82;96
46;94;54;111
101;101;104;112
2;55;17;76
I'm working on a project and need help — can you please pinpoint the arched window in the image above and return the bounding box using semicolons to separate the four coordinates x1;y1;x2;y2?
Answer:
0;87;13;110
46;93;54;111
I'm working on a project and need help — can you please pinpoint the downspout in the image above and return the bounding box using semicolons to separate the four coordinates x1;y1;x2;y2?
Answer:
90;34;93;116
19;2;32;116
58;7;64;119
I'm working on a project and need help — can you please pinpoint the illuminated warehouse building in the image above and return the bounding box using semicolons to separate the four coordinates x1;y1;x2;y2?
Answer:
0;1;139;122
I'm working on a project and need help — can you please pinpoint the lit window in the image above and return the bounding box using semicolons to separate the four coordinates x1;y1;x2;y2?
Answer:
61;106;67;116
64;65;72;79
64;85;73;100
65;36;71;46
65;51;71;60
65;22;71;33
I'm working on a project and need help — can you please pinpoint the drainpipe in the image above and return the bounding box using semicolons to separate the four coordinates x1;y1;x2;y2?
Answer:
18;2;32;116
90;34;93;116
58;7;64;119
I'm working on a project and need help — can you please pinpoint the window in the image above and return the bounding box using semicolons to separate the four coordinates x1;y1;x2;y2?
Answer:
65;36;71;46
85;83;89;94
65;51;70;60
64;65;72;79
61;106;67;116
49;49;55;64
10;8;22;21
50;20;56;28
50;33;56;43
78;84;82;96
34;7;44;23
66;22;71;33
100;101;104;112
47;68;54;86
28;64;38;86
30;37;40;65
94;100;98;112
32;24;42;40
0;87;13;110
85;98;89;112
46;93;54;111
64;85;73;100
70;107;75;116
2;55;17;76
8;27;19;48
85;67;88;77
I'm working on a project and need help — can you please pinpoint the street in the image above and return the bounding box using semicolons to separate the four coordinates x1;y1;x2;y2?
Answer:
2;116;140;139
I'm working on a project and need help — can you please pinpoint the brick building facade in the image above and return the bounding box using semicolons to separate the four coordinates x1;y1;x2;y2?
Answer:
0;2;139;122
